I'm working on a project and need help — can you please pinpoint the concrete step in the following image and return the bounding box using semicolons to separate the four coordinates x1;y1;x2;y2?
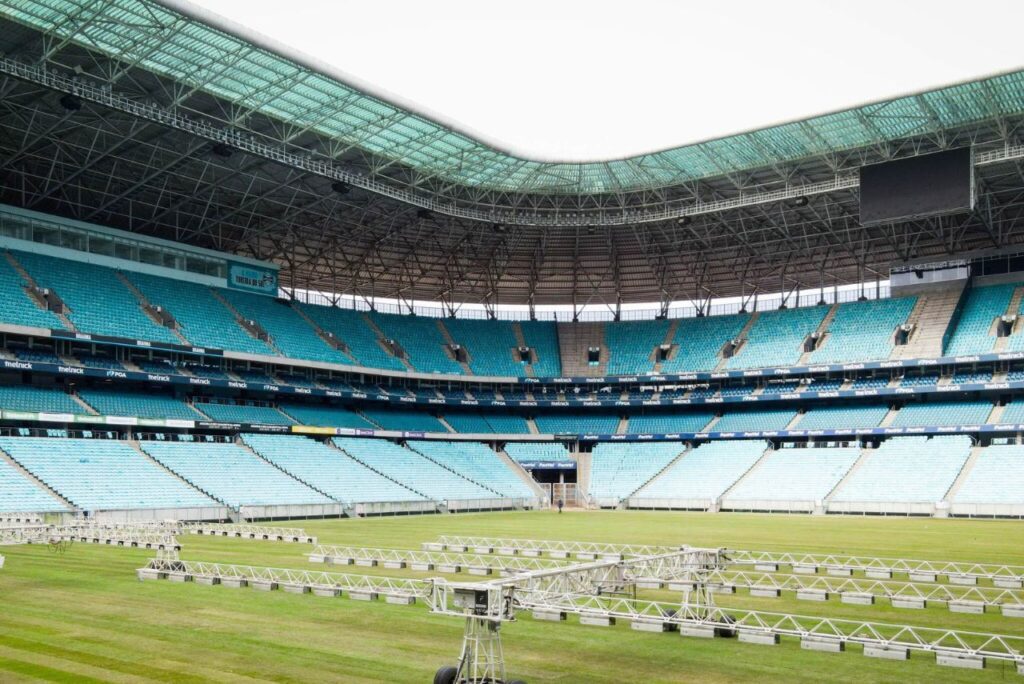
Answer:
716;312;759;370
943;446;984;503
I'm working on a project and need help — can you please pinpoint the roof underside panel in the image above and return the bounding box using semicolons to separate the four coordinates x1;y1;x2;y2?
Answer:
6;0;1024;196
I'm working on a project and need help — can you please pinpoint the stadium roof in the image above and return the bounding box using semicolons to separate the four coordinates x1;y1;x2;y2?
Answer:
3;0;1024;309
6;0;1024;198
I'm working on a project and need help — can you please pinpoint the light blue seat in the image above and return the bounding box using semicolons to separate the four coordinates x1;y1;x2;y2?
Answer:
890;401;993;427
604;319;670;375
831;436;971;503
795;405;889;430
0;385;86;414
727;306;828;369
409;440;534;497
369;312;464;374
953;445;1024;504
242;434;425;504
0;454;69;512
195;402;294;424
627;412;716;434
724;447;860;503
141;441;332;508
633;440;769;502
77;388;203;420
0;437;214;511
335;437;495;501
712;409;797;433
809;297;916;363
505;443;573;463
945;284;1018;356
588;442;686;501
534;412;620;435
661;313;751;372
296;304;406;371
362;407;448;432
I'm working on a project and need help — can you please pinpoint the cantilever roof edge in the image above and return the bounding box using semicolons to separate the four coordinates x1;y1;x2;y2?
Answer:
5;0;1024;195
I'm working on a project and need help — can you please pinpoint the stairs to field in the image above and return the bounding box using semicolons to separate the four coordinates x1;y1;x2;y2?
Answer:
627;444;690;499
557;321;607;376
985;402;1006;424
437;319;473;374
117;272;191;345
942;446;983;504
0;446;78;511
495;448;547;501
652;319;681;372
511;322;535;378
994;285;1024;352
70;392;98;415
890;283;966;359
210;289;285;356
616;415;629;434
7;251;76;331
361;313;415;372
824;447;871;503
715;312;759;370
798;304;839;364
879;406;899;427
574;451;593;507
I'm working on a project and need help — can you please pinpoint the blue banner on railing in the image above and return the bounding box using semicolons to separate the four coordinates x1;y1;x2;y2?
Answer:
227;261;278;295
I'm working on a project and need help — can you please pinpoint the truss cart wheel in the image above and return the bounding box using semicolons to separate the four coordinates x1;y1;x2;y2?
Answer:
433;665;458;684
714;614;737;639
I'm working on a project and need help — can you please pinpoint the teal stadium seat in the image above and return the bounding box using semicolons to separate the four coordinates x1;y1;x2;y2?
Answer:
443;318;523;376
409;440;534;497
369;312;463;374
890;401;993;427
194;401;294;424
0;385;86;415
518;321;561;376
0;254;64;329
296;303;406;371
945;284;1018;356
726;306;828;369
604;319;670;375
277;403;377;429
632;440;770;503
660;313;751;372
626;412;716;434
77;388;203;420
808;297;916;364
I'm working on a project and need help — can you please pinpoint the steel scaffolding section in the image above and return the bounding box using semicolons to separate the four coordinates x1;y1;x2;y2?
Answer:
308;545;571;574
427;535;679;559
180;523;316;544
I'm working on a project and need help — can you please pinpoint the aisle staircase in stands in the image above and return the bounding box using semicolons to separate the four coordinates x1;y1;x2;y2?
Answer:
890;283;966;359
361;313;415;371
993;285;1024;352
117;273;192;346
715;312;759;370
436;320;473;374
511;322;535;377
7;251;76;330
210;289;285;356
557;321;608;376
798;303;839;364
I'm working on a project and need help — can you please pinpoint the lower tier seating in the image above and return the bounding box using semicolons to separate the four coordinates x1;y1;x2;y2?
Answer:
141;440;332;509
77;389;203;421
194;401;294;424
588;442;685;502
952;445;1024;505
829;436;971;503
241;434;425;504
408;440;534;498
631;440;768;504
0;437;215;511
0;385;86;415
505;442;573;463
723;447;860;506
0;454;69;512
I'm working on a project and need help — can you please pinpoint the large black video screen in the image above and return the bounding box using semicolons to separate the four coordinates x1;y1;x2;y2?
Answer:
859;148;973;226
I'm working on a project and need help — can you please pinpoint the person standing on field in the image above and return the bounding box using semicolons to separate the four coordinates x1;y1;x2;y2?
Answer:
557;498;564;513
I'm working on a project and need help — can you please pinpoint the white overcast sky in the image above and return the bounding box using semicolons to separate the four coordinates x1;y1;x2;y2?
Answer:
190;0;1024;162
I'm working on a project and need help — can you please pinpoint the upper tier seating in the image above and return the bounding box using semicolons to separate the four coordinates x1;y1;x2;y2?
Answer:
889;401;993;427
794;405;889;430
277;403;377;429
0;385;86;415
632;440;768;503
727;306;829;369
830;436;971;503
0;253;63;329
996;401;1024;424
241;434;424;504
952;445;1024;505
14;252;179;343
505;442;573;463
626;412;716;434
711;408;798;433
945;284;1018;356
127;272;272;355
605;319;669;375
219;289;349;364
533;412;620;435
443;318;522;376
588;442;685;501
0;454;69;512
141;441;332;509
518;321;561;376
808;297;916;364
296;304;405;371
660;313;751;372
334;437;495;500
409;440;534;497
0;437;215;511
724;447;860;504
194;401;294;424
77;388;203;420
370;312;463;374
361;407;448;432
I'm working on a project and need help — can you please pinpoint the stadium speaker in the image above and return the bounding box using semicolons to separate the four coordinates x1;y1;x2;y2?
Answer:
211;142;234;158
792;195;809;207
331;181;351;195
677;216;692;226
59;93;82;111
417;208;433;220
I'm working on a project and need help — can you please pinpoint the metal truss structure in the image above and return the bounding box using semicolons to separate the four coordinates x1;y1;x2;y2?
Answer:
426;535;678;559
180;523;316;544
4;3;1024;310
308;545;570;574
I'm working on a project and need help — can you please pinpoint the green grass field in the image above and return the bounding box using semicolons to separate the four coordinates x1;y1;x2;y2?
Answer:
1;511;1023;683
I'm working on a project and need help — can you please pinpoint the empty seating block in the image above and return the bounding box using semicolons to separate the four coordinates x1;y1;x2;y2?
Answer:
809;297;916;364
220;289;349;364
588;442;686;500
534;413;620;435
278;403;377;429
128;272;273;355
712;409;798;433
0;385;86;415
724;448;860;504
14;251;179;343
0;254;64;329
627;412;716;434
605;319;670;375
945;284;1018;356
444;412;530;434
661;314;751;373
952;445;1024;505
633;440;768;503
443;318;523;376
518;320;561;377
361;407;448;432
0;437;214;511
242;434;425;504
830;436;971;503
890;401;993;427
727;306;828;370
141;441;332;509
77;388;203;420
0;455;68;512
297;304;406;371
194;402;294;424
505;442;573;463
370;312;463;374
409;440;533;497
334;437;495;501
795;405;889;430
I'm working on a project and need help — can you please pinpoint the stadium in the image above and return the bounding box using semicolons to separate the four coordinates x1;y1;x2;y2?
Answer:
0;0;1023;681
